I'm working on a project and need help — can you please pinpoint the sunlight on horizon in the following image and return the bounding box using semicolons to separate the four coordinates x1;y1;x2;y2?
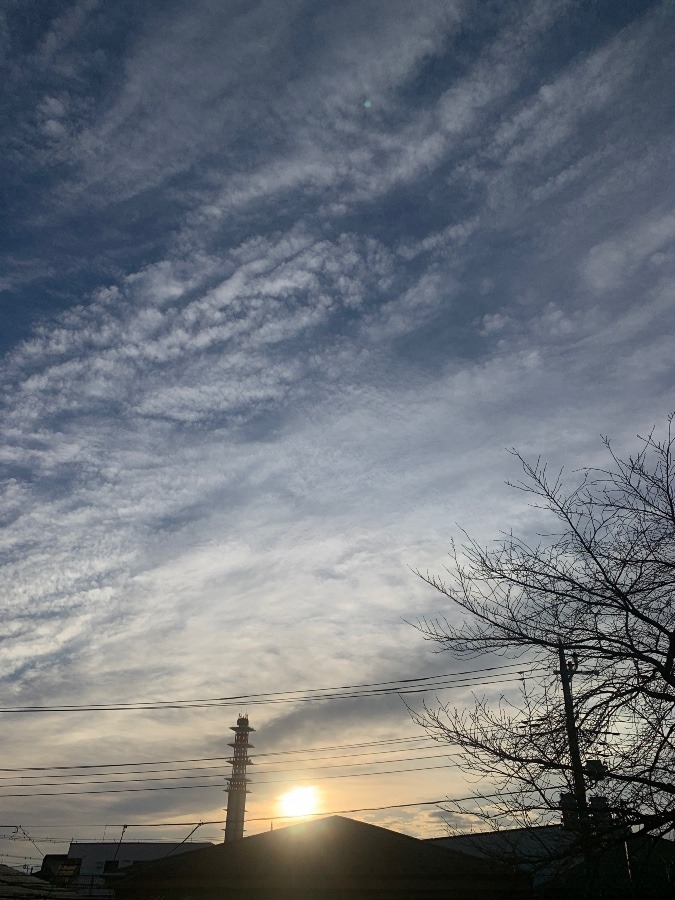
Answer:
278;786;320;819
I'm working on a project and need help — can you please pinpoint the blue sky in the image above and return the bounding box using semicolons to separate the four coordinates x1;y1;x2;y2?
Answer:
0;0;674;858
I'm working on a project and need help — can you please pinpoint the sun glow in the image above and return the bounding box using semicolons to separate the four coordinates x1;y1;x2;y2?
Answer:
278;786;319;818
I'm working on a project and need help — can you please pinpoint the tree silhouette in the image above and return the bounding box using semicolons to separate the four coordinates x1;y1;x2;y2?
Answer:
415;416;675;861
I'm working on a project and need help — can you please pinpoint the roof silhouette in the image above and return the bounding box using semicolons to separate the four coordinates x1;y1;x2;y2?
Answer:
114;814;529;899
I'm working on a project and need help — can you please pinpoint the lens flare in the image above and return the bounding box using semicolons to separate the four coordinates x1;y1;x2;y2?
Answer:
278;786;319;818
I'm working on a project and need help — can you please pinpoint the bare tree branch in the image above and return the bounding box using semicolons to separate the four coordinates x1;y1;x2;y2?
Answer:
414;415;675;866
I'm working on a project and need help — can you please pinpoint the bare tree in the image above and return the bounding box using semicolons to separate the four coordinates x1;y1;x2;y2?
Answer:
415;416;675;863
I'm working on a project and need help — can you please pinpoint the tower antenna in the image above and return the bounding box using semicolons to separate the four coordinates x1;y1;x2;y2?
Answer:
224;714;255;842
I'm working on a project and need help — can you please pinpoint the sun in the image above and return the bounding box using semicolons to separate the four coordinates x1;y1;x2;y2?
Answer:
278;786;319;818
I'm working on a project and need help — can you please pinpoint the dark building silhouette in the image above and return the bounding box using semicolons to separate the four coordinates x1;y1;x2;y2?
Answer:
433;826;675;899
112;815;530;899
39;842;213;896
0;863;80;899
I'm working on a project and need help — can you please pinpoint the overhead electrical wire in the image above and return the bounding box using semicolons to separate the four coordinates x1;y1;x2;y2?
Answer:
0;745;465;806
0;662;550;849
7;795;562;854
0;736;432;776
0;663;550;801
0;747;447;782
0;666;544;797
0;761;469;799
0;663;546;715
2;786;549;832
0;735;431;774
0;751;461;793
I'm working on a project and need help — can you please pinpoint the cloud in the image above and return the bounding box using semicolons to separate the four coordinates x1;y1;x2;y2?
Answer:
61;0;461;205
0;0;673;851
34;0;103;70
583;211;675;292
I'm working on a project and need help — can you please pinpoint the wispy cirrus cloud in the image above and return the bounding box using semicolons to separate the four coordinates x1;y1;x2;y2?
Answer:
0;0;673;846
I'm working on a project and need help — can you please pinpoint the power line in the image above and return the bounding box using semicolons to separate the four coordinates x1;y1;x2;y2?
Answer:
255;762;463;785
0;736;432;775
0;664;545;715
0;663;552;843
256;736;432;758
0;744;444;790
0;752;461;793
2;787;544;831
0;745;447;783
0;761;466;799
0;718;538;778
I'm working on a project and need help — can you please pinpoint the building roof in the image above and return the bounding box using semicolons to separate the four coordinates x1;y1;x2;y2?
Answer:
67;841;213;868
429;825;577;886
68;842;212;853
113;815;530;899
0;864;81;899
431;826;675;898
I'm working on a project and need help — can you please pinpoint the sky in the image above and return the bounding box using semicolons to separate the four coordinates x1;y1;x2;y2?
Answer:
0;0;674;867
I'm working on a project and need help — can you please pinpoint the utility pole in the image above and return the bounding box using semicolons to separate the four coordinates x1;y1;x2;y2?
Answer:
558;640;593;892
558;641;589;822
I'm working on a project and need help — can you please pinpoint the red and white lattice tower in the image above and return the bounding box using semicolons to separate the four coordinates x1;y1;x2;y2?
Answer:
224;714;255;842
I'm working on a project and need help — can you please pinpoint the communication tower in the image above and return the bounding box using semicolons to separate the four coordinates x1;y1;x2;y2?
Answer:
224;714;255;842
